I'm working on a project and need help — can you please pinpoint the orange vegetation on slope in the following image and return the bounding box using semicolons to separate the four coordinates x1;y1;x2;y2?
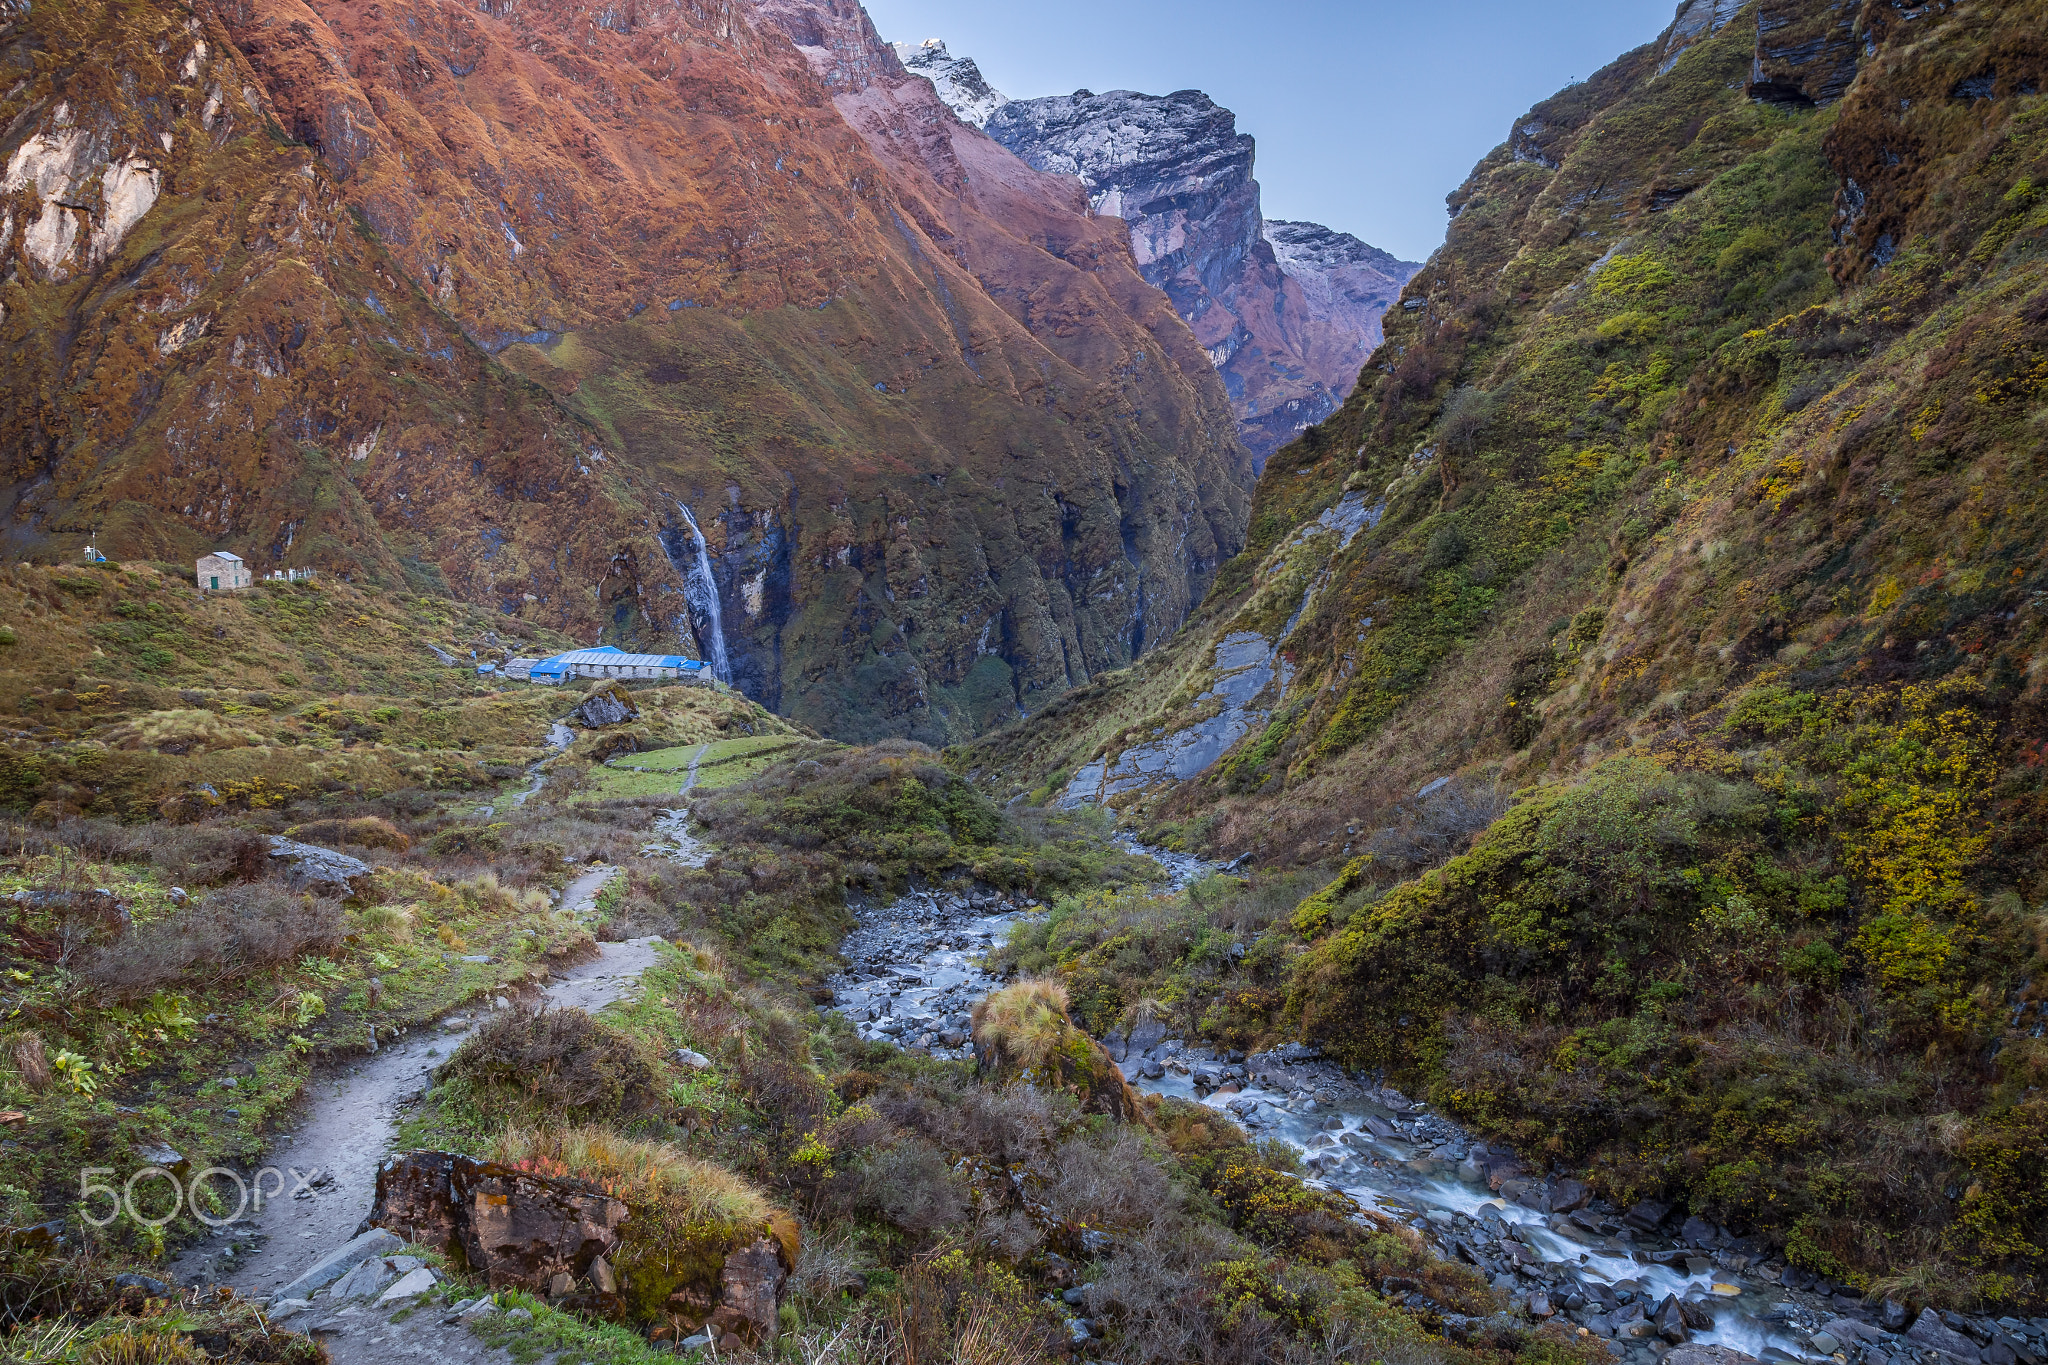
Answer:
0;0;1251;741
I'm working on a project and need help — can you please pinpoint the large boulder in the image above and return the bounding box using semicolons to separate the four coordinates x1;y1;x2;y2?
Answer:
1664;1347;1757;1365
370;1151;626;1293
266;837;374;897
369;1148;794;1347
573;684;640;729
973;980;1141;1121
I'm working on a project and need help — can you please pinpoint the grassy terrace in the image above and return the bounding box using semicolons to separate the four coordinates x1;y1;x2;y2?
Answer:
578;734;816;802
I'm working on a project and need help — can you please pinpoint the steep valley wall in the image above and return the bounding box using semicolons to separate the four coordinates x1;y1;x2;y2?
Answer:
0;0;1252;743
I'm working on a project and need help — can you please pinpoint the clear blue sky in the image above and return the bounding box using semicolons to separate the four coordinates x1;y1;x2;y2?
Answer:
859;0;1681;263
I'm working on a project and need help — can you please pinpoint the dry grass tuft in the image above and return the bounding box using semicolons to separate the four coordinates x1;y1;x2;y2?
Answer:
103;709;261;756
83;1330;210;1364
290;815;411;852
8;1032;50;1092
490;1124;771;1228
351;903;414;940
969;979;1071;1074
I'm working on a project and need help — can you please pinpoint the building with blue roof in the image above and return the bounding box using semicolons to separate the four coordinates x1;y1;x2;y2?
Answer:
523;648;711;686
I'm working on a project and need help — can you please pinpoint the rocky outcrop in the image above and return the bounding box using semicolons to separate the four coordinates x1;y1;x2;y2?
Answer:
266;838;374;897
971;980;1140;1121
572;684;639;731
368;1150;793;1344
1262;219;1414;418
983;87;1418;464
1;0;1250;744
370;1151;630;1296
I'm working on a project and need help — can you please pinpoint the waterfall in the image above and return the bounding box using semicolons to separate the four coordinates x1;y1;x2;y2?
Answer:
674;503;732;685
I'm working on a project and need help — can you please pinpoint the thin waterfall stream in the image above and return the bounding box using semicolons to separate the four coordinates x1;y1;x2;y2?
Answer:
674;503;731;685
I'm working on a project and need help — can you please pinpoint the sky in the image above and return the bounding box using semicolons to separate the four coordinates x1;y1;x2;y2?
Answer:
858;0;1682;263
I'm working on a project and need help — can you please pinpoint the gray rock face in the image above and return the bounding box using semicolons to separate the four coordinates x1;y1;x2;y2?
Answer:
1911;1308;1986;1362
272;1227;405;1303
1062;629;1278;804
892;39;1007;126
1662;1347;1758;1365
985;88;1417;463
572;686;639;729
747;0;901;93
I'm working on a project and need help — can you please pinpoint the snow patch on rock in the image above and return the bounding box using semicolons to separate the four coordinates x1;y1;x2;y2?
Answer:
892;39;1008;127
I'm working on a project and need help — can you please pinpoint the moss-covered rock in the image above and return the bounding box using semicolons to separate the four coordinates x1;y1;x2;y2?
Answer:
370;1132;797;1346
971;979;1141;1121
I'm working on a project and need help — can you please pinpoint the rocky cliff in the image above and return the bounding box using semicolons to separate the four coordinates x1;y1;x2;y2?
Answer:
981;86;1418;464
893;39;1008;129
0;0;1250;743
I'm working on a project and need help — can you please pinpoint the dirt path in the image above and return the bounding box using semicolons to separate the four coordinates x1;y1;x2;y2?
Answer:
171;868;662;1298
680;742;709;794
504;723;575;813
559;863;617;915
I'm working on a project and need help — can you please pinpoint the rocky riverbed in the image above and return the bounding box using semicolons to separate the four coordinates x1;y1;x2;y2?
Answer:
826;842;2048;1365
827;888;1037;1060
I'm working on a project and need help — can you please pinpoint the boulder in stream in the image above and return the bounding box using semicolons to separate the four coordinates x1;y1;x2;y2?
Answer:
972;980;1140;1121
1664;1347;1759;1365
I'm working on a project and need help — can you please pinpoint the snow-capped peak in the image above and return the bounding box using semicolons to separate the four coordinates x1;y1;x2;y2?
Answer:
892;38;1009;128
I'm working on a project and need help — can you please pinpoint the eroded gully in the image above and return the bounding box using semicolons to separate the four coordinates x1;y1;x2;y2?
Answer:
827;839;1842;1365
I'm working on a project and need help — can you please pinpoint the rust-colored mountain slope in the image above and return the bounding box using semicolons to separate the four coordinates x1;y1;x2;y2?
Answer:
0;0;1250;742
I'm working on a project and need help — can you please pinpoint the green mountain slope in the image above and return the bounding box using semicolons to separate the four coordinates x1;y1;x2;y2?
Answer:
966;0;2048;1297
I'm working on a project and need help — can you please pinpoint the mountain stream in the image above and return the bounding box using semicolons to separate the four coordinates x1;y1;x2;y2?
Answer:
828;839;1828;1365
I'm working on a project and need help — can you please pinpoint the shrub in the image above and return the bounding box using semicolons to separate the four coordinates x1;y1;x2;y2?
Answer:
855;1137;967;1234
289;816;410;851
151;824;270;885
1041;1130;1175;1234
429;824;504;856
444;1008;662;1122
76;883;343;998
7;1032;50;1092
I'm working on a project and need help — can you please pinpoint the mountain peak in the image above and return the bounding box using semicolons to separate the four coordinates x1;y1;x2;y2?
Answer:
892;37;1009;127
981;82;1418;463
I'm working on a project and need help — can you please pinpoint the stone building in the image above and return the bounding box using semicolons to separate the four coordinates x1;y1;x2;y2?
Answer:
197;551;252;592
